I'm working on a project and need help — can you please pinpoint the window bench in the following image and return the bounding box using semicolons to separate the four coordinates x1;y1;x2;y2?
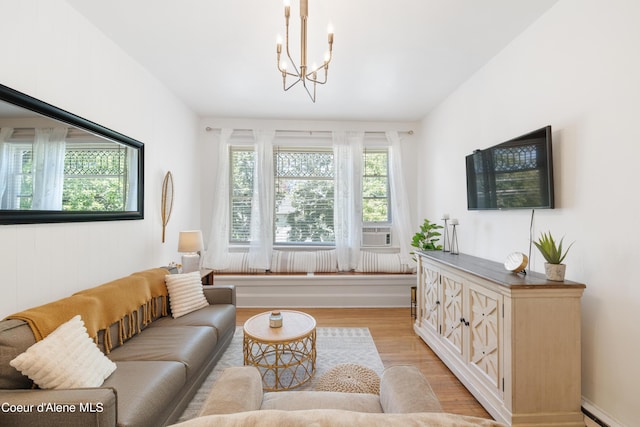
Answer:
212;271;416;308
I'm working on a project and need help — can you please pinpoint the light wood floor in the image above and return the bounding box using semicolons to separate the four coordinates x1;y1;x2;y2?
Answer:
236;307;492;420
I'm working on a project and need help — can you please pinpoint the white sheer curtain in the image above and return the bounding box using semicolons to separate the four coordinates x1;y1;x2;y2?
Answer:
202;128;233;270
32;127;67;210
125;147;138;211
333;131;363;271
386;130;415;267
0;127;14;209
248;130;275;270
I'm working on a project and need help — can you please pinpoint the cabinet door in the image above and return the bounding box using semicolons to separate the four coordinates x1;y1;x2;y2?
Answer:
441;272;464;356
419;262;440;335
466;281;502;397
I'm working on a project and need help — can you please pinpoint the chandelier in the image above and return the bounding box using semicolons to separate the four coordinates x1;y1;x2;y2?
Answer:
276;0;334;102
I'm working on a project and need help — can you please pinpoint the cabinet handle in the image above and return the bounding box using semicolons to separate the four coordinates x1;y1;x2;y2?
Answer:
436;300;440;305
460;317;470;326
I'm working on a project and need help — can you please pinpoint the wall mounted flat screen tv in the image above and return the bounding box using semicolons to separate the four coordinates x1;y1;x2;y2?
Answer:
466;126;554;210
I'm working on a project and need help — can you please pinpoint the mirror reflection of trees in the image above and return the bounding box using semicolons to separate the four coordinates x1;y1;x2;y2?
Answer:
1;131;133;211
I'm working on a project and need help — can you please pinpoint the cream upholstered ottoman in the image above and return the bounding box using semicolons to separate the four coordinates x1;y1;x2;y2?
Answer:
316;363;381;394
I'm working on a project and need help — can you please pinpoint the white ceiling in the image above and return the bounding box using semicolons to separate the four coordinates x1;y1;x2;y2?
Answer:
66;0;558;122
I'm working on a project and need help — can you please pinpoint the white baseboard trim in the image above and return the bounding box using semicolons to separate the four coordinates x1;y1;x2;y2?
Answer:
582;397;625;427
213;273;416;308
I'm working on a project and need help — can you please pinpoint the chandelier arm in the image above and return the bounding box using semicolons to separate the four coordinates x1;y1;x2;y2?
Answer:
302;80;317;103
284;77;303;92
285;52;301;76
307;77;328;85
284;22;301;76
306;62;330;76
306;66;328;84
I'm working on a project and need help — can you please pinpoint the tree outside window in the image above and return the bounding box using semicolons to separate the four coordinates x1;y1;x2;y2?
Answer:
362;149;390;223
275;149;334;244
229;146;390;245
4;142;130;211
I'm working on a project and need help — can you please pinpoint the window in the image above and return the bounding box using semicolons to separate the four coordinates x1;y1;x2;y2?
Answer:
230;148;254;242
274;148;334;244
362;149;390;223
63;144;130;211
229;145;391;245
8;144;33;209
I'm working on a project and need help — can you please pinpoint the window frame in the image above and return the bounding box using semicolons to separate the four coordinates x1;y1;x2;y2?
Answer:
362;147;391;226
228;143;394;246
228;146;255;244
273;146;335;246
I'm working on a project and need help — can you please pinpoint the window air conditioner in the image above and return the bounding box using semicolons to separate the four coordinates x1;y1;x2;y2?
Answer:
361;227;392;247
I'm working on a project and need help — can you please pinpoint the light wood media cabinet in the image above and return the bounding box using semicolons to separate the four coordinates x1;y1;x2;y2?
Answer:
414;251;585;426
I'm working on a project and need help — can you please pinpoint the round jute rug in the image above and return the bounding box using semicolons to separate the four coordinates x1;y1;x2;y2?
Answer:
315;363;381;394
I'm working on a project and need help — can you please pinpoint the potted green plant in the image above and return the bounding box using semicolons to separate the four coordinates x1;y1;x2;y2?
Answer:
411;218;444;256
533;231;574;281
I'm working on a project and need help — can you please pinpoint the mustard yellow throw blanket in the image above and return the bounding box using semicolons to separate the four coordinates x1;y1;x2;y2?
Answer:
7;268;169;353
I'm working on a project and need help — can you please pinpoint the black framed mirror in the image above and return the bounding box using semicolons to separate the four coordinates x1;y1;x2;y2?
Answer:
0;83;144;224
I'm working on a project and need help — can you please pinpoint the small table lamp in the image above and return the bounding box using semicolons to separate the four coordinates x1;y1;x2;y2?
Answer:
178;230;204;273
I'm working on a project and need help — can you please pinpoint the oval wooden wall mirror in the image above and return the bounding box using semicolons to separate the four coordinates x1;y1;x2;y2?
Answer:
161;171;174;242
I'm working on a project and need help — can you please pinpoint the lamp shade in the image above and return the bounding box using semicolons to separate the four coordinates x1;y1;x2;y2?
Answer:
178;230;204;253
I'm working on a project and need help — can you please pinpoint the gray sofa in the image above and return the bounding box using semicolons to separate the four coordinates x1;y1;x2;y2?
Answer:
0;268;236;427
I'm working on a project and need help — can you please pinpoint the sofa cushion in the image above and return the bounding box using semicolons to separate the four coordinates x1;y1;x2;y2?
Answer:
146;305;235;341
270;250;338;273
315;250;339;273
212;252;267;274
261;391;383;413
0;319;36;389
199;366;264;416
355;251;413;273
107;326;216;380
102;360;186;427
271;250;315;273
9;315;116;389
165;272;210;318
379;365;443;413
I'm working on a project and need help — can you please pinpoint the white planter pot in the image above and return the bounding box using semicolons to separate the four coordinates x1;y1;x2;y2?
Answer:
544;263;566;281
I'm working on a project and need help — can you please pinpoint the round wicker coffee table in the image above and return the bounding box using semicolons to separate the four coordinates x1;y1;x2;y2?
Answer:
243;310;316;391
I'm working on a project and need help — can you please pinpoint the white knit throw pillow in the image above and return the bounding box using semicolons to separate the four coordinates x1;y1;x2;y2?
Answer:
165;271;209;318
10;315;116;389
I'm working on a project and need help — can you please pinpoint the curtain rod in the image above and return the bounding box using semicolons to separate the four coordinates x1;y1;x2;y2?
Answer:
204;127;414;136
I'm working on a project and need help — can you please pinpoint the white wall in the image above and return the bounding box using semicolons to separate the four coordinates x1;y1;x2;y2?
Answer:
0;0;201;317
417;0;640;425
